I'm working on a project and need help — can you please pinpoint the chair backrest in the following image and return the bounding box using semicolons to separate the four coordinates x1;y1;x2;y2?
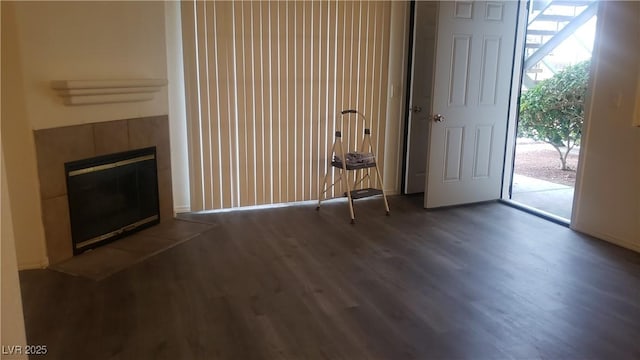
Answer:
335;109;371;153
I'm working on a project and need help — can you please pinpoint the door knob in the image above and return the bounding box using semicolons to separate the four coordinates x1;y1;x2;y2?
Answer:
411;105;422;113
433;114;445;123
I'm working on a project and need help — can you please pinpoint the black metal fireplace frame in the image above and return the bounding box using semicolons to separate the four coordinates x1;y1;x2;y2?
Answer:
65;146;160;254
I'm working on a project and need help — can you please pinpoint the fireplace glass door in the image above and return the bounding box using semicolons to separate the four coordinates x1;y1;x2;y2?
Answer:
65;147;160;254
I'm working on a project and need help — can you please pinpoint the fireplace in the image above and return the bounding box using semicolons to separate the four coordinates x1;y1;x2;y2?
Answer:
33;116;173;263
65;147;160;254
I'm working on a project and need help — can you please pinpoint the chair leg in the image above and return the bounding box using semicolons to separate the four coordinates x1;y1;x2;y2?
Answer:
340;165;355;223
316;168;330;210
374;166;390;215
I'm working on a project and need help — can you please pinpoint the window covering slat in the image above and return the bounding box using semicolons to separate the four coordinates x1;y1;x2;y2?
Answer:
182;1;392;210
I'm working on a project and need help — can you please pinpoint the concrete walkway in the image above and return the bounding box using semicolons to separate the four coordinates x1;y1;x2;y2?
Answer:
511;174;574;220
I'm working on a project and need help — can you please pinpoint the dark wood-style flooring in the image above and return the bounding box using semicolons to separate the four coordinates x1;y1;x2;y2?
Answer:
19;196;640;359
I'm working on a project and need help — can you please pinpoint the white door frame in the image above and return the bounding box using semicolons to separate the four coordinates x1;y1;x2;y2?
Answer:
501;0;530;200
404;1;438;194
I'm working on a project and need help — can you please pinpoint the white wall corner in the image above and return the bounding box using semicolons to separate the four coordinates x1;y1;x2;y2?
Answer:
164;1;191;215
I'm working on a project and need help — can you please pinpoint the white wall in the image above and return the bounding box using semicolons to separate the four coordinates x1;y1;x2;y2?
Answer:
572;0;640;251
12;1;169;130
1;151;28;359
1;1;48;269
1;0;28;349
1;1;174;268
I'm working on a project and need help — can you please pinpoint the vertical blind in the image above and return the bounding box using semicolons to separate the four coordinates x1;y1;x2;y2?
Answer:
182;1;391;211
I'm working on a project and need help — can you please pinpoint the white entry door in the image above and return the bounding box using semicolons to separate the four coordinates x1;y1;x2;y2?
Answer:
425;1;519;208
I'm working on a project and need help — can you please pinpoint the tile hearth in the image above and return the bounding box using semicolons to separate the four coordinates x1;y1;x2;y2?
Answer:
49;219;215;281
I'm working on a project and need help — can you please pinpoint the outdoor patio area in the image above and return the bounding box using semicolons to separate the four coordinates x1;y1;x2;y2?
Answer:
509;140;579;221
511;174;574;220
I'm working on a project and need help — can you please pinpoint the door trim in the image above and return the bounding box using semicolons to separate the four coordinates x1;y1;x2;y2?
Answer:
501;0;530;200
400;0;417;194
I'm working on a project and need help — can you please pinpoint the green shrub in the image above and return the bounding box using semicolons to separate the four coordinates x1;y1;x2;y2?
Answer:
518;61;590;170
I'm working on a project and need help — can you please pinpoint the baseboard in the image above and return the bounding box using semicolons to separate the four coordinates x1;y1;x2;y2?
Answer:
571;223;640;253
18;258;49;271
384;189;400;196
174;205;191;214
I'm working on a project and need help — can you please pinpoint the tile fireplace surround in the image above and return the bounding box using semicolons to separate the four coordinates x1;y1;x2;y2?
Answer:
33;115;174;265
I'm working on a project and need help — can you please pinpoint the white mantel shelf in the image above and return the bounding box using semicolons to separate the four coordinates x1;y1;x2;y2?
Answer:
51;79;168;105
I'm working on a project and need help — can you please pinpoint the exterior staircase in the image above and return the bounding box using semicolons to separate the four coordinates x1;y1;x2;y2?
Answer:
523;0;598;88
